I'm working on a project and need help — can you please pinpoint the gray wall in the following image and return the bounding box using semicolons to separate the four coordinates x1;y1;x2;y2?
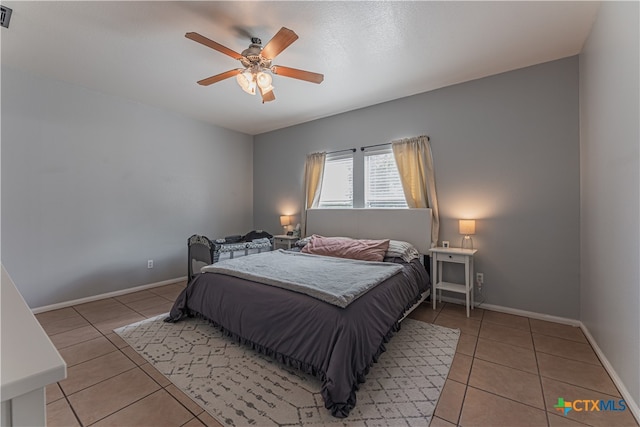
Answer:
579;1;640;407
1;67;254;308
254;57;581;318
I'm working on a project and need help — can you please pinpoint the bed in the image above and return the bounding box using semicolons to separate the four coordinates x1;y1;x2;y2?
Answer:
166;208;432;418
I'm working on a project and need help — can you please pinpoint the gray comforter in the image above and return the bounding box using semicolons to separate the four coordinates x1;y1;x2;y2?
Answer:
201;250;402;308
166;256;429;418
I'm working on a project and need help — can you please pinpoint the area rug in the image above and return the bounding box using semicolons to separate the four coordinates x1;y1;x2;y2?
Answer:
115;314;459;426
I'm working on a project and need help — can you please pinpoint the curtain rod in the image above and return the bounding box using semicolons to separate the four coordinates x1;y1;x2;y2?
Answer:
360;142;390;151
360;135;430;151
326;148;356;155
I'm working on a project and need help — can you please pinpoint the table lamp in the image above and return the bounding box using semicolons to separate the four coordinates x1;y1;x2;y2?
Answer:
280;215;291;234
459;219;476;249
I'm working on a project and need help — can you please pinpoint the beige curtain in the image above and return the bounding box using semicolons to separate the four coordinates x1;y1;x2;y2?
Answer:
302;152;326;235
392;136;440;247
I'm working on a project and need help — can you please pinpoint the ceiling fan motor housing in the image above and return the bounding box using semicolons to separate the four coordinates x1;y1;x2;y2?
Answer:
240;43;272;69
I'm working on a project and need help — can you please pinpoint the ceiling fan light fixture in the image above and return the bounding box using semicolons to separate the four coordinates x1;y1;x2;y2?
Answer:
256;71;273;89
236;70;256;95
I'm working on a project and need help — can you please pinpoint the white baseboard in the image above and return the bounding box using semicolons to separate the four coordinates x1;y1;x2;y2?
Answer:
438;296;639;423
476;302;582;327
31;277;188;314
437;295;581;326
579;323;640;424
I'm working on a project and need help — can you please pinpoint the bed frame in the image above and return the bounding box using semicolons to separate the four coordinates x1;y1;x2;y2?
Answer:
306;208;433;318
169;208;434;417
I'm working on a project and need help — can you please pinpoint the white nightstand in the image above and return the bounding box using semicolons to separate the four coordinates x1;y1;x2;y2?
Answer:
272;235;298;250
429;247;478;317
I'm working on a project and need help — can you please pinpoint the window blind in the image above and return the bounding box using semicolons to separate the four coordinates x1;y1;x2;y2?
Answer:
318;152;353;208
364;147;408;208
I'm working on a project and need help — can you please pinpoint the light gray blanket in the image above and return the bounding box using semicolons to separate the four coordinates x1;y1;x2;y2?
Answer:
201;249;402;308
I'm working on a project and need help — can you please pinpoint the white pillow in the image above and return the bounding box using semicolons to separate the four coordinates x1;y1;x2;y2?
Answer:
385;240;421;262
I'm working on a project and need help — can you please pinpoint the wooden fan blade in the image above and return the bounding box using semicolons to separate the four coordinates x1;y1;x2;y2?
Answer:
197;69;242;86
261;27;298;60
259;86;276;103
186;32;242;60
271;65;324;84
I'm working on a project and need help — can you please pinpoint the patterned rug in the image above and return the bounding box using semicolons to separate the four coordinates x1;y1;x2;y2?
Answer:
115;314;459;426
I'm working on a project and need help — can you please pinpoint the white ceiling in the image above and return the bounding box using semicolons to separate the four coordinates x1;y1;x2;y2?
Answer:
1;1;599;135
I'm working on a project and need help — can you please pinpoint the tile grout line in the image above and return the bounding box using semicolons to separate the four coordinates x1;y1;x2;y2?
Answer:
54;352;86;427
453;304;470;427
531;348;603;372
61;348;121;370
61;390;85;427
179;416;203;427
479;320;531;333
122;301;172;321
537;374;625;399
61;364;140;400
163;383;207;419
462;383;549;416
473;334;534;351
531;317;553;427
84;388;162;426
47;326;103;350
533;348;604;367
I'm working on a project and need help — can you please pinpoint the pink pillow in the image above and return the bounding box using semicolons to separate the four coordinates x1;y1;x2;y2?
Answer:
301;235;390;262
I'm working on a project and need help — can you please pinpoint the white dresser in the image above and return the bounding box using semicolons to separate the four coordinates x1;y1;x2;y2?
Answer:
1;265;67;426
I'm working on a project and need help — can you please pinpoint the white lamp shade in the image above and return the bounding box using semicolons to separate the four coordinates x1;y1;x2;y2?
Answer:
280;215;291;226
459;219;476;235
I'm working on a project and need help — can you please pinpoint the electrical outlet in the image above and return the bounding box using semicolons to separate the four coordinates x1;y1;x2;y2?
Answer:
476;272;484;294
147;260;154;269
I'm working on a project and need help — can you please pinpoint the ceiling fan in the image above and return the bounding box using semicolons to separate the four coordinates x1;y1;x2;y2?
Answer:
186;27;324;103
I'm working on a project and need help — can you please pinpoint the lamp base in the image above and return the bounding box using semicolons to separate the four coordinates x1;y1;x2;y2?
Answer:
461;235;474;250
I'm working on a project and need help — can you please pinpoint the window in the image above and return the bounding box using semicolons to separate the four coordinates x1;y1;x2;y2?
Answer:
318;153;353;208
364;148;408;208
316;147;407;208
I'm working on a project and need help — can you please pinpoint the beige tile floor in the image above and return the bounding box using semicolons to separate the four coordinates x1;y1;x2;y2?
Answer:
36;283;639;427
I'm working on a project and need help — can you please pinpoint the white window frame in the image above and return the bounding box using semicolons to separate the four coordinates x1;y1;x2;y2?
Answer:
316;146;408;209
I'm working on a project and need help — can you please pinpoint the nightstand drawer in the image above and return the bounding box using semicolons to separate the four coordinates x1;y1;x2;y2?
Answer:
273;235;298;250
435;253;466;263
